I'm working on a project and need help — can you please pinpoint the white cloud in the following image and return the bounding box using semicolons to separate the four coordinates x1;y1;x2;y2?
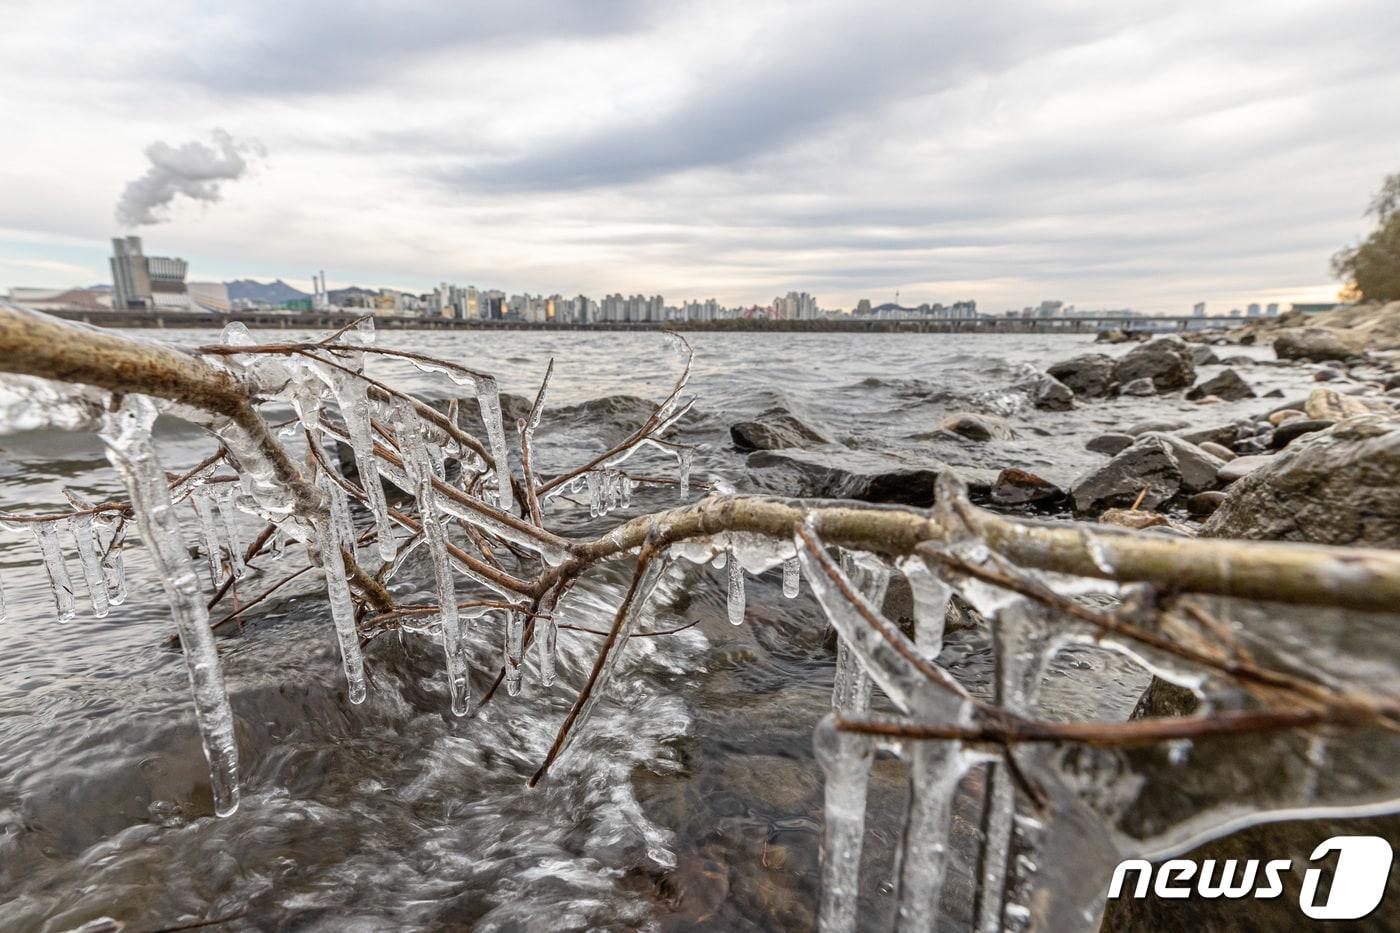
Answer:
0;0;1396;311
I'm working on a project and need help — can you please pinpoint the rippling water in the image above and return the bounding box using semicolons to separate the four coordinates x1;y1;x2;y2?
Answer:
0;330;1294;931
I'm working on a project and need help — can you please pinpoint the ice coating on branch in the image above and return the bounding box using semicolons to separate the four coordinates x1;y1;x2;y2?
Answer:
554;554;669;766
0;568;6;623
99;395;240;817
215;489;247;579
585;471;602;517
331;371;397;561
314;473;367;705
473;377;514;511
504;610;525;696
394;399;471;716
32;522;76;621
814;714;873;933
726;550;745;625
0;375;104;435
68;513;110;618
189;488;224;586
782;556;801;598
901;556;952;660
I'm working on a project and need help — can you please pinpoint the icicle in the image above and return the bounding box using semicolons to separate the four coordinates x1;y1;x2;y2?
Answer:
68;513;110;618
32;521;76;621
536;612;557;687
324;472;358;565
894;742;968;931
711;549;727;570
782;556;801;598
815;714;873;933
473;378;515;511
332;373;397;561
189;488;224;587
903;556;953;660
314;473;367;705
832;640;872;712
504;610;525;696
977;764;1016;933
395;399;471;716
0;568;6;623
620;475;633;509
98;519;127;606
215;490;247;579
726;549;744;625
99;395;240;817
586;471;601;517
677;448;693;498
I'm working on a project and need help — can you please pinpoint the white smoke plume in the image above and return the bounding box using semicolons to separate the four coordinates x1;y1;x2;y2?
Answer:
115;129;263;227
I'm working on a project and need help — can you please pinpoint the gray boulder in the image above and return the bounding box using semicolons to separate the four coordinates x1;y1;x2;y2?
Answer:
1032;375;1075;411
1189;344;1220;365
1047;353;1118;398
1273;327;1358;363
730;407;830;451
744;448;997;507
939;412;1014;442
1070;437;1183;514
1202;414;1400;547
1115;337;1197;392
1138;432;1226;492
1185;368;1255;401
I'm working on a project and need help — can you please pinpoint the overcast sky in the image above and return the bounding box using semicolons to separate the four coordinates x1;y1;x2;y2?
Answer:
3;0;1398;312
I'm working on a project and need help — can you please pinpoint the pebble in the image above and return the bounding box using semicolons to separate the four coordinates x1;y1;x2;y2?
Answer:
1086;432;1135;456
1217;454;1272;483
1125;419;1189;436
1313;369;1340;382
1198;441;1235;461
1267;408;1305;426
1187;490;1228;516
1271;418;1334;449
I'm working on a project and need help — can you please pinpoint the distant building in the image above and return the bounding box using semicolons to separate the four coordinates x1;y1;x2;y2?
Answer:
1193;302;1206;317
1229;308;1242;317
1246;303;1262;318
110;236;190;309
188;281;230;313
6;286;113;311
1265;302;1279;317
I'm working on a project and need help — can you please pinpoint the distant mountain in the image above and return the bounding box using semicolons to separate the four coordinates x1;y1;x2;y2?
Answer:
329;286;379;304
225;279;309;304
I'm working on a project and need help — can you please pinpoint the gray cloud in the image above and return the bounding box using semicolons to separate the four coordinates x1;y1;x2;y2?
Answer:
115;129;262;228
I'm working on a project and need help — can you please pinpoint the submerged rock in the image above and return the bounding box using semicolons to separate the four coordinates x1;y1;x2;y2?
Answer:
1203;414;1400;546
1046;353;1118;398
1119;377;1155;396
730;407;831;451
1273;327;1359;362
940;412;1014;442
1115;337;1196;392
1032;375;1075;411
1086;433;1135;456
1185;368;1255;401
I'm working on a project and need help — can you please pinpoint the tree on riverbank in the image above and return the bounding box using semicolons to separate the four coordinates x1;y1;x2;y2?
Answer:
1333;171;1400;302
1;305;1398;931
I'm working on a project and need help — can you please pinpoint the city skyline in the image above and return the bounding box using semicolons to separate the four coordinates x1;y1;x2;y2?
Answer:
3;2;1399;312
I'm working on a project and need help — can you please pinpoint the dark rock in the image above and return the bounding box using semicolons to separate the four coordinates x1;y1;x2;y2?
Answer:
730;407;831;451
990;468;1066;509
1232;436;1271;455
1312;368;1340;382
1119;377;1155;396
1216;453;1272;483
1115;337;1197;392
1189;344;1220;366
1270;418;1334;449
743;448;994;507
1046;353;1118;398
1186;490;1227;516
1220;354;1255;366
1273;327;1358;362
1185;368;1255;401
1262;388;1285;398
1198;441;1235;461
1386;373;1400;391
1138;433;1225;492
1095;328;1129;343
1032;375;1074;411
1086;433;1135;456
939;412;1014;442
1070;437;1183;514
1203;415;1400;546
1125;419;1189;436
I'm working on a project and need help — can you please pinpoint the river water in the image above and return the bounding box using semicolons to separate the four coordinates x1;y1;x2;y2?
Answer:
0;330;1303;931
